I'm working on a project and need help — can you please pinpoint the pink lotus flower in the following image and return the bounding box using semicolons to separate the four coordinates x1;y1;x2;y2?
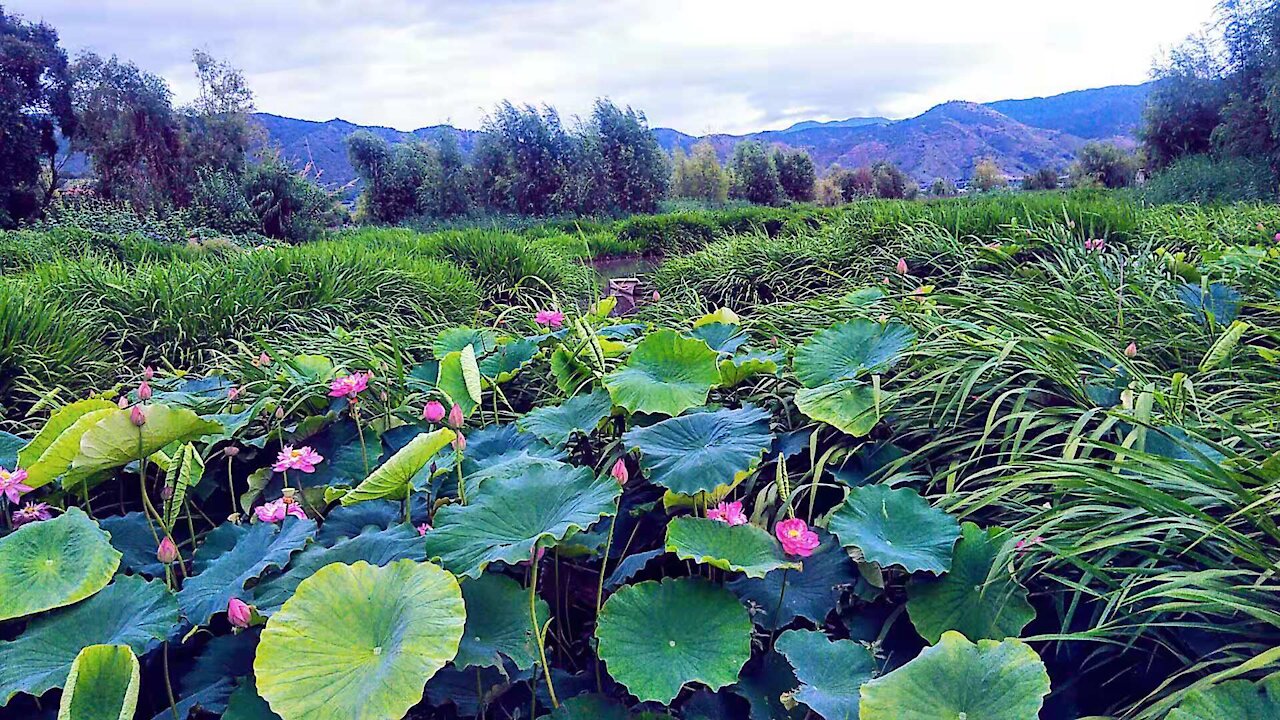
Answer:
652;290;661;302
0;467;32;504
447;403;464;429
130;405;147;427
157;536;180;564
417;523;432;536
610;458;629;486
1084;238;1107;253
272;445;323;473
1015;536;1045;553
227;598;253;628
12;502;52;527
422;400;446;423
707;501;748;526
255;497;307;523
1274;232;1280;243
328;372;371;399
143;366;155;380
896;258;909;275
257;352;272;367
137;380;153;401
452;434;467;453
117;395;129;408
1124;342;1138;358
535;309;565;329
775;518;820;557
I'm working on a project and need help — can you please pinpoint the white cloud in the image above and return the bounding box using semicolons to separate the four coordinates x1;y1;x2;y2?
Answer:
10;0;1219;134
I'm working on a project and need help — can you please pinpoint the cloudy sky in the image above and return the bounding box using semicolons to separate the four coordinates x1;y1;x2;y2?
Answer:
12;0;1217;135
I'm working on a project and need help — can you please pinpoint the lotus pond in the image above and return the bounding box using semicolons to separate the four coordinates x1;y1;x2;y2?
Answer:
2;200;1280;719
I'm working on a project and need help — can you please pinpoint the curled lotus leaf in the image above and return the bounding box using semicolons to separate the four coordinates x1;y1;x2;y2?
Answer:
828;484;960;574
603;329;721;416
57;644;140;720
664;516;800;579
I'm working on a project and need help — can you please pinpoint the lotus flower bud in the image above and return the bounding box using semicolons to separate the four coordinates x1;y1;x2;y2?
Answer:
274;407;285;420
422;400;446;424
227;598;253;628
652;290;661;302
157;536;179;564
1124;342;1138;358
143;366;155;380
130;405;147;427
447;403;463;429
228;386;240;401
224;446;239;458
610;458;629;486
258;352;272;367
896;258;908;275
160;484;174;501
118;396;129;408
137;381;152;401
452;434;467;453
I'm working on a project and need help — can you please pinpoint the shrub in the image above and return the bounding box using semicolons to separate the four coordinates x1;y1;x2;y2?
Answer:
1070;142;1139;189
971;158;1007;192
1022;167;1061;191
1142;154;1277;204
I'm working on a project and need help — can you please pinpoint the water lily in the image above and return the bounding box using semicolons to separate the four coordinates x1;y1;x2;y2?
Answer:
272;445;323;473
255;497;307;523
130;405;147;426
775;518;820;557
536;309;565;328
0;466;31;504
422;400;446;423
447;403;464;429
12;502;52;527
227;597;253;628
157;536;179;564
707;500;748;526
610;458;629;486
328;371;371;399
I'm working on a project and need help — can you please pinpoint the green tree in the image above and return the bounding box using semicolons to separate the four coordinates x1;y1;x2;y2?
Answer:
971;158;1007;192
871;161;916;199
0;8;76;227
183;49;261;177
1022;167;1060;191
929;178;958;197
346;131;436;223
1070;142;1138;189
590;99;668;213
242;152;342;242
772;147;816;202
829;166;874;200
672;141;729;203
472;101;573;215
729;141;783;205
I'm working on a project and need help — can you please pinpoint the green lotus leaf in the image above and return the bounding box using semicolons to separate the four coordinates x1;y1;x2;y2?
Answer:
539;694;667;719
454;572;548;671
163;442;204;529
253;524;425;613
550;345;595;395
57;644;139;720
858;632;1051;719
623;405;774;495
0;507;121;622
223;678;281;720
434;327;499;358
829;484;960;574
596;577;752;704
727;528;858;628
794;380;880;437
719;350;783;388
906;522;1036;643
66;405;224;489
336;427;455;505
0;576;178;706
517;389;614;447
254;560;466;720
178;518;316;626
775;630;875;720
1168;678;1280;719
0;431;22;468
18;397;118;469
665;516;799;579
99;512;166;578
315;501;404;544
165;632;259;719
733;652;805;720
692;307;741;328
479;338;539;383
423;463;620;578
437;349;482;417
457;424;568;498
793;319;916;388
604;329;721;416
689;322;749;355
23;407;117;490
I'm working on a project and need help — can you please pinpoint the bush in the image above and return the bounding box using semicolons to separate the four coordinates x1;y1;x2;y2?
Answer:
1023;167;1061;191
1142;154;1277;205
1070;143;1139;189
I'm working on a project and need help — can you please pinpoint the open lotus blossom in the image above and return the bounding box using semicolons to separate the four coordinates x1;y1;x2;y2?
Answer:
775;518;820;557
447;403;464;429
157;536;180;564
1125;342;1138;358
130;405;147;427
272;445;323;473
422;400;446;423
227;598;253;628
1084;238;1107;253
535;309;565;328
417;523;432;536
610;458;629;486
1015;536;1045;553
329;371;371;399
0;467;32;504
12;502;52;527
255;497;307;523
895;258;908;275
707;500;748;526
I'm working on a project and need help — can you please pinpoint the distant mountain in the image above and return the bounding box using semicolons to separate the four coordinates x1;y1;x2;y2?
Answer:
986;83;1154;142
781;117;891;133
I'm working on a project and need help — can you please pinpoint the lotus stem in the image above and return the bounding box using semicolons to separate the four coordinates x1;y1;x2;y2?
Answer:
529;547;559;708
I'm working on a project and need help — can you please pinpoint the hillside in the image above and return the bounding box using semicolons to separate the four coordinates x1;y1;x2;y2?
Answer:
242;82;1152;189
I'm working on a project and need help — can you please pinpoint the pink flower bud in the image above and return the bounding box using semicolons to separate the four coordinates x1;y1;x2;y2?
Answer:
447;403;464;429
610;458;628;486
224;446;240;458
228;386;240;401
258;352;272;367
118;396;129;408
652;290;661;302
895;258;908;275
137;381;152;401
417;523;432;536
157;536;179;564
227;598;253;628
143;366;155;380
1124;342;1138;358
422;400;446;424
452;434;467;453
160;484;174;501
130;405;147;427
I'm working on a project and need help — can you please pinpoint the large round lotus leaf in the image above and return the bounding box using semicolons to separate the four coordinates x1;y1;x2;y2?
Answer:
479;338;539;383
727;528;857;629
254;560;465;720
66;405;224;488
596;577;752;704
222;678;279;720
423;463;620;578
0;507;121;622
906;522;1035;643
57;644;139;720
517;390;615;448
335;427;455;505
665;516;799;579
623;405;774;495
719;350;783;388
166;632;259;719
1177;282;1242;326
829;484;960;574
456;424;568;498
794;380;880;437
775;630;876;720
689;323;749;355
793;319;916;388
1168;678;1280;719
178;518;316;626
0;576;178;706
858;632;1050;719
253;524;425;613
454;573;548;671
603;330;721;416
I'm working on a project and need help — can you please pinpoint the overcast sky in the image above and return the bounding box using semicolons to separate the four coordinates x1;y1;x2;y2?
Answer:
11;0;1218;135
